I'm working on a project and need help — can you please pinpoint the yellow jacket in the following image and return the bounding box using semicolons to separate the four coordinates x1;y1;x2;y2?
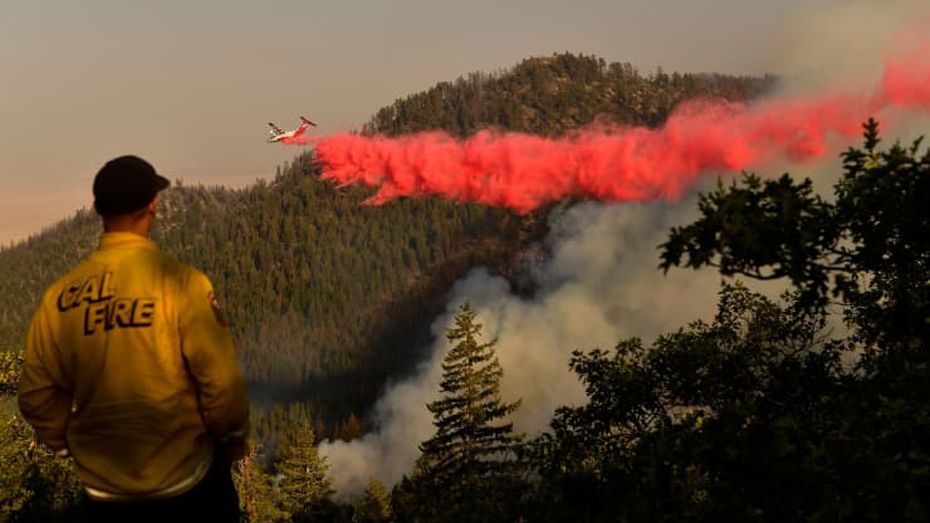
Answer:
18;232;250;500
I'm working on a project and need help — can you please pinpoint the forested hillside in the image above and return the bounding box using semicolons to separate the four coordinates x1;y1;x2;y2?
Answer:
364;53;774;137
0;52;773;427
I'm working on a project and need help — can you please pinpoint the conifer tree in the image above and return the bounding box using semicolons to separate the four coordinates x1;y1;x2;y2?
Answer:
232;441;288;522
275;419;334;521
413;302;525;523
352;478;392;523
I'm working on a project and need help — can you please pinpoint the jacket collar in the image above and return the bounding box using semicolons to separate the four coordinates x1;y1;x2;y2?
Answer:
97;232;159;252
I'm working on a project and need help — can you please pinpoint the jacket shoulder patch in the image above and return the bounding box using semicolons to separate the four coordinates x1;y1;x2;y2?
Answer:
207;291;229;327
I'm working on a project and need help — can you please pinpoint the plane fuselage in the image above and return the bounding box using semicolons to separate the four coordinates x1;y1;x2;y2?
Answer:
268;131;297;142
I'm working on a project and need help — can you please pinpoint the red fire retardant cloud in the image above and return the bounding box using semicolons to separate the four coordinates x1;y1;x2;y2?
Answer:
311;43;930;214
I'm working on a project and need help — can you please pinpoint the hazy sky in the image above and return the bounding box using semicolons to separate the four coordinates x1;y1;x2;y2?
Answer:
0;0;848;245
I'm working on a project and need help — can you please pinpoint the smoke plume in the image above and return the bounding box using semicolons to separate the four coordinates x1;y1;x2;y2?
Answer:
319;200;727;497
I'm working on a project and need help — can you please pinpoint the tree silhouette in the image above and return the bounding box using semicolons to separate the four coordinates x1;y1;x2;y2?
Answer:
413;302;525;523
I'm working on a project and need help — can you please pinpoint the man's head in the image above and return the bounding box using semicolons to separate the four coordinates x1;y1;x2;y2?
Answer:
93;155;170;234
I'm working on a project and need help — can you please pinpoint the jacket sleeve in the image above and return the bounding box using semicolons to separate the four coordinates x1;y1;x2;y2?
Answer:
18;302;72;452
179;272;250;449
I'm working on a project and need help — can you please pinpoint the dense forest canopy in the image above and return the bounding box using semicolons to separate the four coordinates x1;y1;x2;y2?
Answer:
364;53;774;138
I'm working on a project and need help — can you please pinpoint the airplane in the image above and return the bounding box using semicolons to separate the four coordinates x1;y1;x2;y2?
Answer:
268;116;317;143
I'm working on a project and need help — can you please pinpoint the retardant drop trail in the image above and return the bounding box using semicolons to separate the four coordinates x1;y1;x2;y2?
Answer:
311;41;930;214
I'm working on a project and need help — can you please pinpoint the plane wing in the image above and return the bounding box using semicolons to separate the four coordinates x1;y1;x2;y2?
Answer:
292;118;317;138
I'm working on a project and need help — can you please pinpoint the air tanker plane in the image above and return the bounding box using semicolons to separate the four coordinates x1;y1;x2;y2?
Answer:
268;116;317;143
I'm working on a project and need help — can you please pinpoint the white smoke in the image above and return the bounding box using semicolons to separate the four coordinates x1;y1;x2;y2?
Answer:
762;0;930;191
769;0;928;94
318;0;930;499
320;197;731;498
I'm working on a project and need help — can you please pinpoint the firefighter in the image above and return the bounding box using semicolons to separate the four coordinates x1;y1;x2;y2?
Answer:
19;155;249;521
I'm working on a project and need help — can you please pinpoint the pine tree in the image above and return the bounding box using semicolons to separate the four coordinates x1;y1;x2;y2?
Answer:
232;441;288;522
338;413;363;442
352;477;392;523
414;302;525;523
275;419;334;521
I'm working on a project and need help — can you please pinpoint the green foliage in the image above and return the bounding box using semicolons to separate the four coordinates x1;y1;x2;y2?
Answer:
0;354;82;521
0;210;99;353
409;302;526;523
660;173;839;307
364;52;773;138
553;119;930;521
0;351;23;396
352;478;392;523
0;414;83;522
234;441;290;523
832;120;930;349
530;283;852;522
661;118;930;340
0;415;33;518
336;413;363;442
274;419;334;521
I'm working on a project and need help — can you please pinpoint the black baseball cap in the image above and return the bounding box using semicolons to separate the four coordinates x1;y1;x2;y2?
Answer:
93;155;170;216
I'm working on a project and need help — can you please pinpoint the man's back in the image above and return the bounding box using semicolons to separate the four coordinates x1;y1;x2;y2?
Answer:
19;232;249;500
